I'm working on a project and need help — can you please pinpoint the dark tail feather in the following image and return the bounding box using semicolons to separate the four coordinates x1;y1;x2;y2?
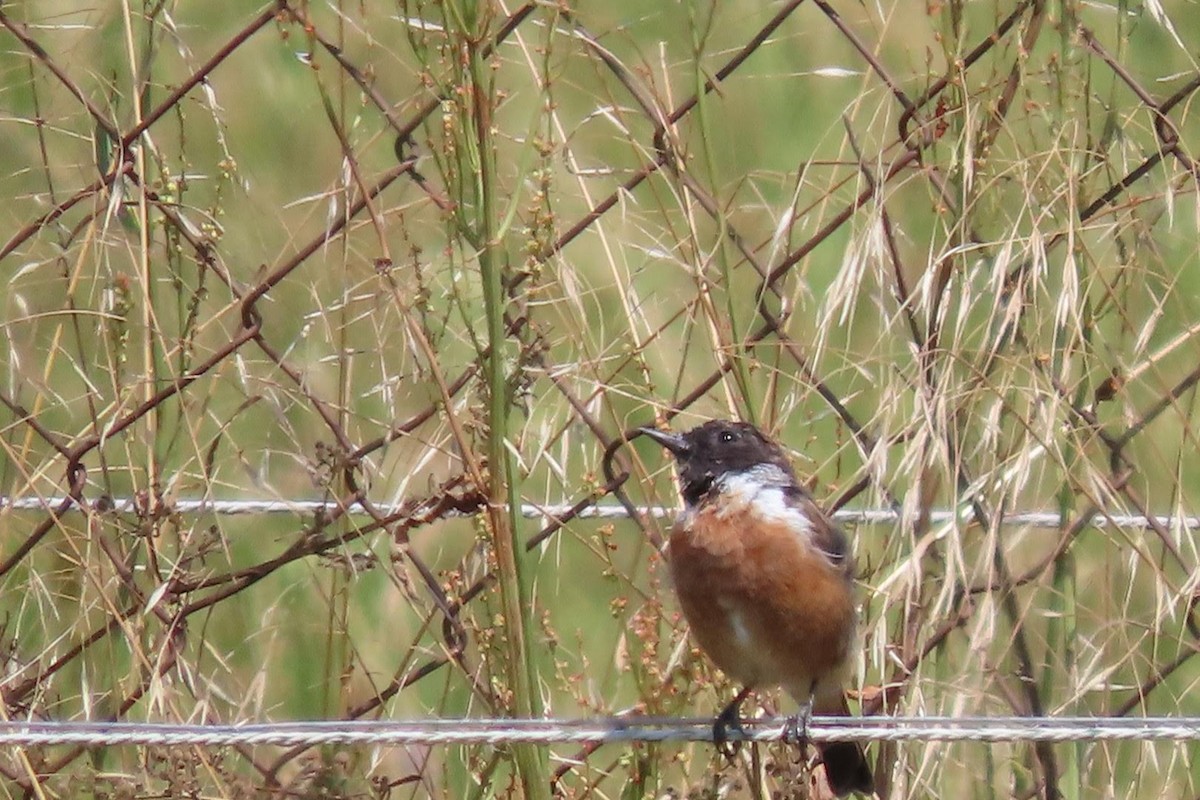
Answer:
819;741;873;797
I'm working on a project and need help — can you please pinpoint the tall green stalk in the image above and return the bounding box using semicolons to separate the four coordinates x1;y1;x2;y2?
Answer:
461;8;549;800
1045;290;1088;800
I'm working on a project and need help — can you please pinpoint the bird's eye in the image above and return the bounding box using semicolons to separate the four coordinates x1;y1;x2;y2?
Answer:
719;431;735;443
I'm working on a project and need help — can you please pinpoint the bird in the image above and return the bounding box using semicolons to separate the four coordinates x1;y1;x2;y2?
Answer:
641;419;873;797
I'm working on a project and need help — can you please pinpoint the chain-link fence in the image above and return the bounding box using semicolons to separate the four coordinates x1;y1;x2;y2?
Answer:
1;1;1198;797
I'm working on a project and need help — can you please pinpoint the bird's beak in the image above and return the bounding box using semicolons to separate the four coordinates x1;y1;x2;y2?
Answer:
639;427;690;457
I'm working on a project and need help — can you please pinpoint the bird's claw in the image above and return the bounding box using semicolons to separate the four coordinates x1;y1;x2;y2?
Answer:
713;705;746;761
782;714;808;747
782;697;813;755
713;687;754;762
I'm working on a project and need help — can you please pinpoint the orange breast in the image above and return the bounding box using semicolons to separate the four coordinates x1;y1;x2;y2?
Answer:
668;502;857;702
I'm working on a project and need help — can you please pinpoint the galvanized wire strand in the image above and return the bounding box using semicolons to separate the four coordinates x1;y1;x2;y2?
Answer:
0;717;1197;747
1;496;1197;530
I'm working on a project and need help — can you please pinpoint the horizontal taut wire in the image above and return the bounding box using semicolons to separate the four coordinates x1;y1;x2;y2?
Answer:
0;717;1196;747
1;496;1196;531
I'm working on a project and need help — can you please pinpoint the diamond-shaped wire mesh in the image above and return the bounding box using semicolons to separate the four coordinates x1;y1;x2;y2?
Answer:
0;1;1198;797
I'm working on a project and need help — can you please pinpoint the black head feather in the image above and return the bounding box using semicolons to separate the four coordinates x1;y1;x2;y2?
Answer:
641;420;796;506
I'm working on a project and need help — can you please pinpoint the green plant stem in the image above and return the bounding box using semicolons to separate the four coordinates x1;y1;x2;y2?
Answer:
467;29;550;800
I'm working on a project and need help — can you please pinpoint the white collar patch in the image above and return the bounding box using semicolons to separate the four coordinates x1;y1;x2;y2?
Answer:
715;466;813;536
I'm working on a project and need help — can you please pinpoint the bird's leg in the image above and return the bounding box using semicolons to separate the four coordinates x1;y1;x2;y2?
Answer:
782;681;817;756
713;686;754;761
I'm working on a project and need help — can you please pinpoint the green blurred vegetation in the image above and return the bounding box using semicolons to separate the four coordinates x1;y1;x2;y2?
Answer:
1;0;1199;798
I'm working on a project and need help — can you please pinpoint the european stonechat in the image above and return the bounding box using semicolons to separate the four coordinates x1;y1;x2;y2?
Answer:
642;419;873;797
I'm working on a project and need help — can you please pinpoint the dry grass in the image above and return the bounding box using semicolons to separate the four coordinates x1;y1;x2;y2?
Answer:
1;0;1199;798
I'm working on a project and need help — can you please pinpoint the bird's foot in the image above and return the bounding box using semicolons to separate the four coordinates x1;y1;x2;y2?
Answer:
782;695;814;755
713;702;746;760
713;688;753;761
